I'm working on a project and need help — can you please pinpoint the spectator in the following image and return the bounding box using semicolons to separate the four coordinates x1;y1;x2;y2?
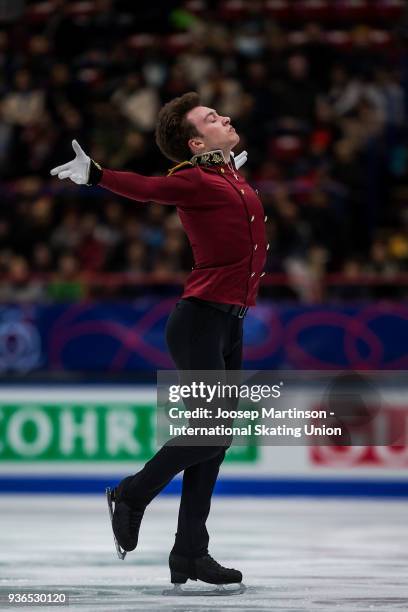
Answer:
125;241;146;276
77;213;107;272
111;73;160;132
276;54;318;124
0;255;45;303
2;69;45;126
51;210;81;253
32;243;53;277
365;239;399;278
47;252;84;301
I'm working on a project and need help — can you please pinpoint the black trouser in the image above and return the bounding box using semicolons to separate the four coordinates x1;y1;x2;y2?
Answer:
122;297;244;558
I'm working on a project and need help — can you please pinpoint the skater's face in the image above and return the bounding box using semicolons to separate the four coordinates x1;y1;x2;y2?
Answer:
186;106;240;159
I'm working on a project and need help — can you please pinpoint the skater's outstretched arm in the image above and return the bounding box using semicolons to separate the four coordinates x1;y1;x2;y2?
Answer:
50;140;200;206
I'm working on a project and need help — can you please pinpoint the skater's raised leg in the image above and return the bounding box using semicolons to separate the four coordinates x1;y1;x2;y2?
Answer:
111;443;226;552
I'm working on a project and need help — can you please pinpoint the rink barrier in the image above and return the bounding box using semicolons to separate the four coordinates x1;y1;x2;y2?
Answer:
1;477;408;497
3;299;408;371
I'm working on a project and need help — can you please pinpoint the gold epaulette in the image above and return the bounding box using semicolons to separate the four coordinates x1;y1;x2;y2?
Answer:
167;161;194;176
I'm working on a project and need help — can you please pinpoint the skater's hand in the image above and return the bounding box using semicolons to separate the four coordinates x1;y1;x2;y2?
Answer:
232;150;248;170
50;140;91;185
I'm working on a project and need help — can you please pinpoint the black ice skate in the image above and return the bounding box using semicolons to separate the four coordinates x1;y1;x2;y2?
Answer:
105;480;145;560
163;552;246;596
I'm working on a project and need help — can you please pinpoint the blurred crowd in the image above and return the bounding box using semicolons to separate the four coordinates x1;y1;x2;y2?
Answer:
1;0;408;302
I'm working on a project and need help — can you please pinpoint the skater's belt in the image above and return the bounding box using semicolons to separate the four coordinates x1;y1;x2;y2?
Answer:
183;297;249;318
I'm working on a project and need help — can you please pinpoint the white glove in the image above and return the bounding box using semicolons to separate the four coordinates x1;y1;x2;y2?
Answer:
50;140;91;185
232;150;248;170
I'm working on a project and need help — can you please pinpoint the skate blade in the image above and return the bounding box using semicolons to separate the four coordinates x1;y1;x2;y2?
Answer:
105;487;126;561
162;582;246;596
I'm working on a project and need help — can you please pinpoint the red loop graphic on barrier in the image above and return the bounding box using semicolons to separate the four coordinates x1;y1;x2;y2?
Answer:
50;299;177;369
285;311;383;370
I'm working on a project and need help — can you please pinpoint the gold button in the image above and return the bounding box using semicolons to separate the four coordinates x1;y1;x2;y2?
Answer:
250;215;255;222
240;189;245;194
266;243;270;250
254;244;258;250
220;168;225;173
260;272;266;277
251;272;255;277
264;215;268;222
255;189;259;195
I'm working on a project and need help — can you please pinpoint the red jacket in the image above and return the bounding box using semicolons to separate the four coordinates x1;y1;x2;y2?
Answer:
99;152;267;306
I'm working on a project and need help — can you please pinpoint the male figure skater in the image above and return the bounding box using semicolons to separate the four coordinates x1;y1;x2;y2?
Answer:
51;92;267;594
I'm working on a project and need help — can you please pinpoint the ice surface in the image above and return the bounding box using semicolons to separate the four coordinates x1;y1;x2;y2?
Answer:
0;495;407;611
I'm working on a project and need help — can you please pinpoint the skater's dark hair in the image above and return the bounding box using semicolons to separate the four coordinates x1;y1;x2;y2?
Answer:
155;92;201;162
